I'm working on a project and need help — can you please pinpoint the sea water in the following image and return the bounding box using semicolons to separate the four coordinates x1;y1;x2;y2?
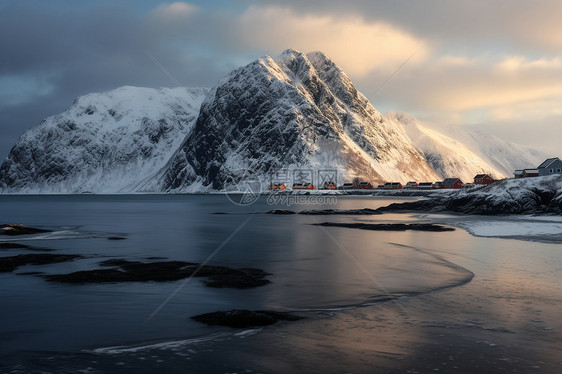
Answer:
0;195;561;373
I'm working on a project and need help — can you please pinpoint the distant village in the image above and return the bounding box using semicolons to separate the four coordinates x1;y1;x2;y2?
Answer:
268;157;562;191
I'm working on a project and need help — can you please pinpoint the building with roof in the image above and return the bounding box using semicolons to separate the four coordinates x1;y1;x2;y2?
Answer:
292;182;314;190
322;181;337;190
382;182;402;190
537;157;562;176
473;174;494;185
359;181;373;189
523;169;539;177
417;182;433;190
268;183;286;190
441;178;463;189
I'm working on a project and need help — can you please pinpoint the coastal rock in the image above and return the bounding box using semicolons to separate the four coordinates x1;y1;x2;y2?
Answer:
299;208;381;215
266;209;297;214
191;309;303;328
377;175;562;215
314;222;455;231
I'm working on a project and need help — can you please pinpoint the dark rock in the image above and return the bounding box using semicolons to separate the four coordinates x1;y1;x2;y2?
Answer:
0;254;81;273
299;208;382;215
191;309;303;328
45;259;271;288
0;224;51;236
375;200;441;213
314;222;455;232
266;209;296;214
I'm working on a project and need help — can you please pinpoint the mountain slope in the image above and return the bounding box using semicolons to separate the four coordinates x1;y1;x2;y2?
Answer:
387;112;504;182
0;86;208;193
446;128;547;177
158;49;438;191
387;112;547;182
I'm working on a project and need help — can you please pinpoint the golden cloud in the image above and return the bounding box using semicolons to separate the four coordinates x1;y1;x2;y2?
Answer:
236;6;431;76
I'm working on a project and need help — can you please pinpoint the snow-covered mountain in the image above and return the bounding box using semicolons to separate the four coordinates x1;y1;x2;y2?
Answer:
157;49;438;191
0;49;549;193
387;112;547;181
0;86;208;193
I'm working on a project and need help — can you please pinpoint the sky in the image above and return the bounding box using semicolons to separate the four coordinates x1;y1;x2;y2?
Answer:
1;0;561;161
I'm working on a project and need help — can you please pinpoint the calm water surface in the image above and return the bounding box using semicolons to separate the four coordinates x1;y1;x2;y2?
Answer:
0;195;561;373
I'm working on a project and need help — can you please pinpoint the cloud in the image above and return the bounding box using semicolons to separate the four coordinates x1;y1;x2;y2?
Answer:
362;54;562;121
249;0;562;54
0;74;55;107
1;0;561;161
233;6;430;76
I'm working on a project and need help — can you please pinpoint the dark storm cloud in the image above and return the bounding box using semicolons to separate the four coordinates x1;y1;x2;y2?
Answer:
1;0;561;161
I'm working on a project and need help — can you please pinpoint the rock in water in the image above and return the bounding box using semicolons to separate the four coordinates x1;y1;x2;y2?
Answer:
45;259;271;288
191;309;303;328
0;224;51;236
313;222;455;231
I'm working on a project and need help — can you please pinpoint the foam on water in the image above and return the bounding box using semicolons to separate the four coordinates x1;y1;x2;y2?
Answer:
88;330;255;355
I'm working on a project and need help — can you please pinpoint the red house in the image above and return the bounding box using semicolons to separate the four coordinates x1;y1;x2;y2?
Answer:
359;181;373;189
292;183;314;190
322;181;337;190
268;183;286;190
383;182;403;190
473;174;494;185
441;178;463;189
523;169;539;177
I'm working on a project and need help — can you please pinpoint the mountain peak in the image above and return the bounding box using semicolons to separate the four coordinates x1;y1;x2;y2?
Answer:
279;48;304;57
306;51;332;63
